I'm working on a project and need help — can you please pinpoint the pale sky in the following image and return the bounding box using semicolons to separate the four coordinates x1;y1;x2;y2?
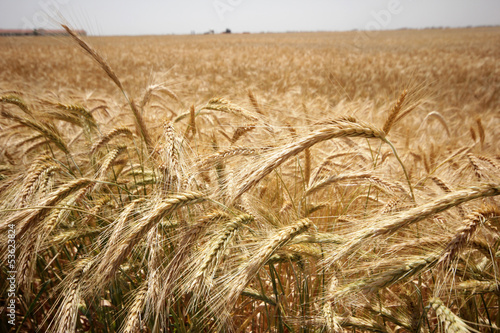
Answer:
0;0;499;35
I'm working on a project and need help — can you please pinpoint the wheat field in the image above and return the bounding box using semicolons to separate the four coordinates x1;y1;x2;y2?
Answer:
0;26;499;332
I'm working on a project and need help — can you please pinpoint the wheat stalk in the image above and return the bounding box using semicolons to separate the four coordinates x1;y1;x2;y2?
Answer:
418;111;451;137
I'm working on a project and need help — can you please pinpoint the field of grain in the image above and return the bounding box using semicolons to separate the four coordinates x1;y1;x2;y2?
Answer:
0;26;499;332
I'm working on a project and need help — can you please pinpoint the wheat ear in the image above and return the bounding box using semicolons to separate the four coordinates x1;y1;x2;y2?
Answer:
205;219;312;330
187;104;197;137
197;147;262;171
202;97;260;122
430;298;473;333
1;109;70;154
196;214;254;281
50;258;93;333
247;89;264;115
95;192;205;285
187;214;254;310
334;254;439;297
439;206;500;266
20;156;58;205
333;183;500;261
230;124;256;145
122;283;148;333
383;89;407;134
2;178;94;241
0;94;32;115
476;117;485;149
322;301;342;332
223;219;312;309
306;171;405;197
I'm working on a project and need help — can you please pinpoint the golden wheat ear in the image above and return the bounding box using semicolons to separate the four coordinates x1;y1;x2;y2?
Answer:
383;89;407;135
430;298;478;333
90;192;206;292
47;258;93;332
438;205;500;267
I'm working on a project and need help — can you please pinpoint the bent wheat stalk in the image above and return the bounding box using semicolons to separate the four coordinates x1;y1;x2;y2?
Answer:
233;120;387;201
62;25;153;150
